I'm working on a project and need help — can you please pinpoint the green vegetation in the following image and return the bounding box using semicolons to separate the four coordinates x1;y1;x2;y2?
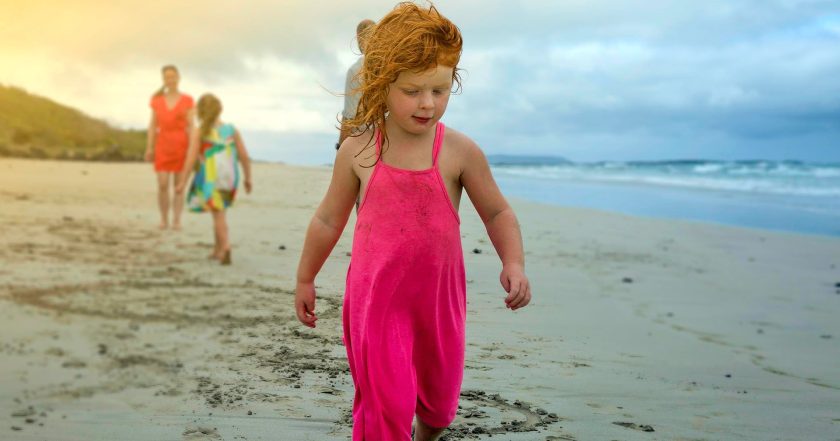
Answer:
0;84;146;161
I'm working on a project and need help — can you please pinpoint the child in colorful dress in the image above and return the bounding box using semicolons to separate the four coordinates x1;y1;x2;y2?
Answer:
177;94;252;265
294;3;531;440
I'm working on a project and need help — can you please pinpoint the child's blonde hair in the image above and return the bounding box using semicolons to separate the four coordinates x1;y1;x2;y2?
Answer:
345;2;463;154
197;94;222;139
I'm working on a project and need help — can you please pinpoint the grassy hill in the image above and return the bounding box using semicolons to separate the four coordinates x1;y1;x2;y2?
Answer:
0;84;146;161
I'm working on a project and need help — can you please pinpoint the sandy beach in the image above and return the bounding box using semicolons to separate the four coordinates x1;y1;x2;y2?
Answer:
1;157;838;441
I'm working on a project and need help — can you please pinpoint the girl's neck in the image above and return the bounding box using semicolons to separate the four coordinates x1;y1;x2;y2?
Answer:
382;118;435;151
165;88;180;96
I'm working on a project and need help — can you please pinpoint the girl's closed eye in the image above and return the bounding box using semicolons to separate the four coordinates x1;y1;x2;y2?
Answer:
402;89;419;96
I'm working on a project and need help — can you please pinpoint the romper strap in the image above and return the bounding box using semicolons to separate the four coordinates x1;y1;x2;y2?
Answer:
432;122;446;166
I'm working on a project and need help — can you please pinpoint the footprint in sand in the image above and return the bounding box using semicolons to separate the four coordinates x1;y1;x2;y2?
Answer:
440;390;565;439
182;425;222;440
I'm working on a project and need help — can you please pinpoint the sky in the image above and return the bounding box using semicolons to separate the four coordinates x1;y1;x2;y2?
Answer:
1;0;839;164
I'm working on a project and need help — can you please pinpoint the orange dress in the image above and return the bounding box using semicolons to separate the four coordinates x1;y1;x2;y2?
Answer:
150;94;194;172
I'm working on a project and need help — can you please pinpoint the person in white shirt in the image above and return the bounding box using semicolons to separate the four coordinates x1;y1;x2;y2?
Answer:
337;18;375;150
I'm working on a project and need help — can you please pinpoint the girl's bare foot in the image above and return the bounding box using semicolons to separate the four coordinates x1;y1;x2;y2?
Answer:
158;222;168;230
220;249;232;266
172;223;182;231
208;247;225;260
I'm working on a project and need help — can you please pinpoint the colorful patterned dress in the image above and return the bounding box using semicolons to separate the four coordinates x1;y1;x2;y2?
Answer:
186;124;239;212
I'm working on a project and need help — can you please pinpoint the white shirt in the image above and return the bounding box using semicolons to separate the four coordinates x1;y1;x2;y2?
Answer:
342;56;364;120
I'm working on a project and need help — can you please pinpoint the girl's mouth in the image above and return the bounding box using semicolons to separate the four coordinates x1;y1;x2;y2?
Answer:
412;116;432;124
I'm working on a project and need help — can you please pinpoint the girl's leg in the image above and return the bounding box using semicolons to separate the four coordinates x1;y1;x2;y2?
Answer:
414;417;446;441
209;227;222;259
212;210;231;264
172;171;186;230
156;172;171;229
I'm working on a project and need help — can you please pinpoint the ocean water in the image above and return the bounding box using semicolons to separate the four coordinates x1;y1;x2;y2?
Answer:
489;159;840;237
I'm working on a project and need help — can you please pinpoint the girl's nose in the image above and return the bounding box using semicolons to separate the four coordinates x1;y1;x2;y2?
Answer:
419;91;434;109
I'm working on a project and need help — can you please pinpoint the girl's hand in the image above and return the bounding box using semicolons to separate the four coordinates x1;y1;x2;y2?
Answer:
244;179;252;194
144;149;154;162
500;263;531;311
295;281;318;328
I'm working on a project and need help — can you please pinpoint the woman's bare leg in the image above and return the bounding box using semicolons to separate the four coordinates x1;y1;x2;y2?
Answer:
156;172;171;229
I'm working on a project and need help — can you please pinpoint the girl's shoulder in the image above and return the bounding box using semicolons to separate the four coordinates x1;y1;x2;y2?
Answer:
337;127;378;170
441;125;483;159
342;126;377;152
213;123;237;140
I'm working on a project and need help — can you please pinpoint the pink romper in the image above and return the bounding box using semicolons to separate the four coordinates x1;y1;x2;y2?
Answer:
343;122;466;440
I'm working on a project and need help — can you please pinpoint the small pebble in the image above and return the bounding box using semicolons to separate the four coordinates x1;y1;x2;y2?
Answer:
725;374;732;378
472;248;482;254
622;277;633;284
278;245;286;250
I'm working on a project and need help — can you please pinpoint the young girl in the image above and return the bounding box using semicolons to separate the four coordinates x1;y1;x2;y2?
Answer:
177;94;252;265
295;3;531;440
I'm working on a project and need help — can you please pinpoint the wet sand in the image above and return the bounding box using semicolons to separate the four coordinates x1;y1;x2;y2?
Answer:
1;158;838;440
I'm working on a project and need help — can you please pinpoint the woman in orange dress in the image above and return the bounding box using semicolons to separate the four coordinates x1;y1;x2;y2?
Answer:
145;65;195;230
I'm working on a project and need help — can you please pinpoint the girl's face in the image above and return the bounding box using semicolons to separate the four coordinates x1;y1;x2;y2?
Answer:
162;69;180;92
385;65;453;136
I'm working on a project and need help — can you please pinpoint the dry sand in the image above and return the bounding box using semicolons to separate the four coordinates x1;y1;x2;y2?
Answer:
0;158;838;440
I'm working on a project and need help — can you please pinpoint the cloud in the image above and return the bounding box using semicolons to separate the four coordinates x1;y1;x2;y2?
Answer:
444;6;840;160
1;0;838;162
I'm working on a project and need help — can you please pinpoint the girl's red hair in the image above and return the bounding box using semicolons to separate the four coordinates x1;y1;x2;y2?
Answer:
345;2;463;156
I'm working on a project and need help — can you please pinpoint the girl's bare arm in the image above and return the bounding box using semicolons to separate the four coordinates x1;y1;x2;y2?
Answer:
460;139;531;310
233;130;252;192
294;143;360;326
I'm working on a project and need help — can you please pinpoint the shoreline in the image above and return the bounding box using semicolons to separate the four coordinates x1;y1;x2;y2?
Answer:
1;158;839;440
5;155;838;238
494;174;840;238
